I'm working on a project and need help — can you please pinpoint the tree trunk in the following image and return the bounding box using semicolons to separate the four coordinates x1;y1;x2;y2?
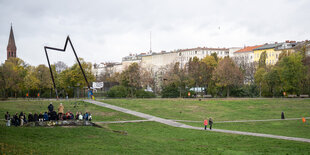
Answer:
227;86;230;97
259;83;262;97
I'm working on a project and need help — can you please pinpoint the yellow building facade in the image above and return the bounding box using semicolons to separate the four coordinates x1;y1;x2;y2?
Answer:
253;48;281;65
253;42;298;65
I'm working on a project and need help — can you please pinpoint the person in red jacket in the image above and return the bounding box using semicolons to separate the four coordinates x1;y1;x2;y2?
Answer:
204;119;208;130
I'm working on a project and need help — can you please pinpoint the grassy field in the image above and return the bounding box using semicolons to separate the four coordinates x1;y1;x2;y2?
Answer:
1;99;310;154
0;99;141;122
1;121;310;154
102;98;310;140
102;98;310;121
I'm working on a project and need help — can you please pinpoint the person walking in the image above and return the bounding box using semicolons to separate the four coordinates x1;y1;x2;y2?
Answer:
204;119;208;130
209;118;213;130
58;103;64;120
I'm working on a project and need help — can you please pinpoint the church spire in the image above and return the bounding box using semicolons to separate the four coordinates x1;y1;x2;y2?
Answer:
7;24;17;59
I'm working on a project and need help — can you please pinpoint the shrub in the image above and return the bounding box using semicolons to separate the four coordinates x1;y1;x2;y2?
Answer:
136;89;156;98
107;85;128;98
161;83;180;98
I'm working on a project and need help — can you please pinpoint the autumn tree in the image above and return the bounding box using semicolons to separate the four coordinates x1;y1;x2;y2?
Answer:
201;55;218;95
1;58;27;97
278;53;305;95
254;67;265;97
263;67;281;97
24;66;39;95
120;62;141;97
213;57;243;97
258;51;267;68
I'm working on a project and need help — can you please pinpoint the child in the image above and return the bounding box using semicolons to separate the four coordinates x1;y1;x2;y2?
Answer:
204;119;208;130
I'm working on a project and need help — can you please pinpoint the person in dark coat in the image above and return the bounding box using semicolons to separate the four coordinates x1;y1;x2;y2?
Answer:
34;112;39;122
5;112;10;126
5;112;10;120
13;112;19;126
209;118;213;130
38;112;44;122
48;103;54;113
19;112;24;123
51;111;57;120
28;112;34;122
281;112;285;119
23;113;27;124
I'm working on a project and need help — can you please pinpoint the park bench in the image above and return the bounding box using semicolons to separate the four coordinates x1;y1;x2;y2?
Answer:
287;95;297;98
300;94;309;98
203;95;212;98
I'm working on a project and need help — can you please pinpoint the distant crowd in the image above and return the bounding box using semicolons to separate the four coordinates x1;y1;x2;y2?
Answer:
4;103;92;127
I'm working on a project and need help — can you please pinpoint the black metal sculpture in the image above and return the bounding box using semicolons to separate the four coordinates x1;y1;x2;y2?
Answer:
44;36;90;99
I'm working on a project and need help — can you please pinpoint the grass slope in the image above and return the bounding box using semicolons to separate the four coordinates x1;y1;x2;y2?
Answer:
1;122;310;154
0;100;141;122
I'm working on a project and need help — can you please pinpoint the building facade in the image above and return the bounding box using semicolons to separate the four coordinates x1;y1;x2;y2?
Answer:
253;41;297;65
234;45;263;64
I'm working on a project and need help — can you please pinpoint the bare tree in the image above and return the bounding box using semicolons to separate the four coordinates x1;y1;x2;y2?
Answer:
213;57;244;97
54;61;68;74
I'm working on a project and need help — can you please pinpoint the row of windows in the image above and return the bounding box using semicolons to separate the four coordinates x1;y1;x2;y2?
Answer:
267;59;277;64
255;53;279;59
235;55;253;60
179;50;227;56
8;52;16;57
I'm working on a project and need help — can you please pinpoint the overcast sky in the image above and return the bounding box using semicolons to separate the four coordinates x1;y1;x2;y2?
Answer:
0;0;309;66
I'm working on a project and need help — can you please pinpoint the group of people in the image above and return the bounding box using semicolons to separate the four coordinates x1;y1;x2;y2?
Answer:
204;118;213;130
4;102;92;127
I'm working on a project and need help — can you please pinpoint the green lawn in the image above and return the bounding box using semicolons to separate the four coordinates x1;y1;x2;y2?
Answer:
1;121;310;154
102;98;310;121
1;99;310;154
0;100;141;122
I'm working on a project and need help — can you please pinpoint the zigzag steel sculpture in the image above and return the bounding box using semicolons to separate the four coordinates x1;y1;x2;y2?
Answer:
44;36;91;99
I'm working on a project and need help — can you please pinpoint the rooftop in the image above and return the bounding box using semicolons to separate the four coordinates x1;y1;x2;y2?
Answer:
235;45;264;53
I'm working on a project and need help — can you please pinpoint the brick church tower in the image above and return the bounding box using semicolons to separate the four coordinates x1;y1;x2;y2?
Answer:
7;24;17;60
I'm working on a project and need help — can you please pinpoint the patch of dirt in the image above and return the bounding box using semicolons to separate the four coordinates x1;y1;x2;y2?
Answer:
87;135;99;138
172;138;185;141
112;130;128;135
61;126;78;128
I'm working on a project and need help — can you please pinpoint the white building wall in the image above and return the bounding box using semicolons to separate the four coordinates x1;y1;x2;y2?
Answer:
234;51;254;63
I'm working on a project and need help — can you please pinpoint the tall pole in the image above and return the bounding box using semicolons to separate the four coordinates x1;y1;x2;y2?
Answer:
150;31;152;53
44;48;58;99
44;36;91;99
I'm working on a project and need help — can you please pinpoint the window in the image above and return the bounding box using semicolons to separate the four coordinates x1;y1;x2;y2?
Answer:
202;51;204;54
179;53;182;56
195;51;197;54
